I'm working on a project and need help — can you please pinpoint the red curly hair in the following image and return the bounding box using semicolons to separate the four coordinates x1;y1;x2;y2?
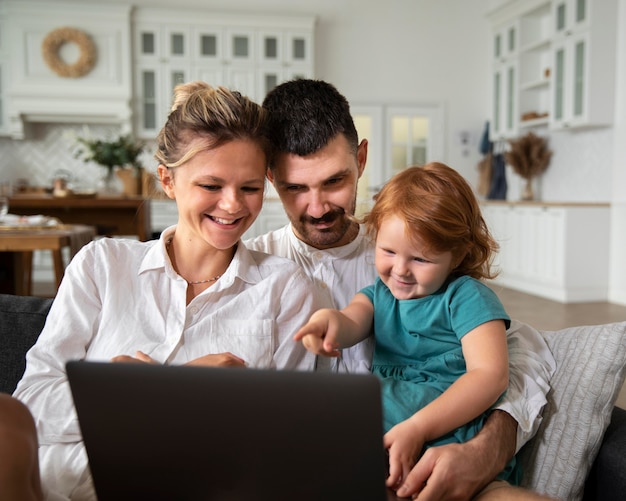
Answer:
365;162;499;280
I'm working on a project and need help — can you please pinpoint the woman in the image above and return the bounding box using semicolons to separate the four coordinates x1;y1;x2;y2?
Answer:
11;82;326;500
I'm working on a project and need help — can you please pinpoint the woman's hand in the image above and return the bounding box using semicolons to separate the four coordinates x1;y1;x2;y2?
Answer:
111;351;246;368
384;419;426;491
185;352;247;368
111;351;158;364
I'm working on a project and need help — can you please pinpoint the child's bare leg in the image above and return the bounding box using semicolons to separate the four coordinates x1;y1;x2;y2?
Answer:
0;393;43;501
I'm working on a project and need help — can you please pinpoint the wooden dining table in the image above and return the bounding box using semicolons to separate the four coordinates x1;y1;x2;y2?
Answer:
8;194;152;241
0;224;96;295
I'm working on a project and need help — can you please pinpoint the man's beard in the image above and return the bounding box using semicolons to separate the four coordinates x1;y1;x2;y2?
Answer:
293;209;354;249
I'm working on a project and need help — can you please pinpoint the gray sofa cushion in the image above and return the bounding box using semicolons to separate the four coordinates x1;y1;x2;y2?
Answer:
520;321;626;501
0;293;53;394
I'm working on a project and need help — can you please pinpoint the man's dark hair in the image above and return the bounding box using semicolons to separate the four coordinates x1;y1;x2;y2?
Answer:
262;79;359;162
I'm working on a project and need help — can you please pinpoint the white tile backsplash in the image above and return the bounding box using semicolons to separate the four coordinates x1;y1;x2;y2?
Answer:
0;124;156;191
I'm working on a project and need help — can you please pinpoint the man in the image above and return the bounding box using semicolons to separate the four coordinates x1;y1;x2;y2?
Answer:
245;79;556;500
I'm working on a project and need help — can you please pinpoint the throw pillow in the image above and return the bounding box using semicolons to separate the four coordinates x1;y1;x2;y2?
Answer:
519;321;626;501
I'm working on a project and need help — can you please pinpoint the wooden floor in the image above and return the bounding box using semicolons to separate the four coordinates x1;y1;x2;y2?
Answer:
488;282;626;331
487;282;626;409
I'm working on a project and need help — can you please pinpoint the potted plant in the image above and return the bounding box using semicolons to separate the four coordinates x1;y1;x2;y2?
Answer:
75;134;145;195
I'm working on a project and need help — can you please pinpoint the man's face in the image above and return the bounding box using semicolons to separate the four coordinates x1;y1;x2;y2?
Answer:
268;134;368;249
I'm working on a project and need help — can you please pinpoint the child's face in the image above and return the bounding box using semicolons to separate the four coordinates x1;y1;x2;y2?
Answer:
375;214;455;300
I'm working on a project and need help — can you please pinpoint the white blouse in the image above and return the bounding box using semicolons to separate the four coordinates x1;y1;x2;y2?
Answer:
14;226;325;499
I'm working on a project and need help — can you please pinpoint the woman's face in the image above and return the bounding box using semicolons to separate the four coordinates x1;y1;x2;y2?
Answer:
160;138;266;250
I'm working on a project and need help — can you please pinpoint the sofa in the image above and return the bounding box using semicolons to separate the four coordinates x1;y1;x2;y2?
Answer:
1;292;625;501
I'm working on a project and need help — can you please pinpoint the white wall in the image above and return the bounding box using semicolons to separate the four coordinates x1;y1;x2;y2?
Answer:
1;0;624;302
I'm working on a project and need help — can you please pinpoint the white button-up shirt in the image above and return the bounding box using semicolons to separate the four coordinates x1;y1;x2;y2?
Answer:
246;223;556;452
246;224;377;374
14;226;325;500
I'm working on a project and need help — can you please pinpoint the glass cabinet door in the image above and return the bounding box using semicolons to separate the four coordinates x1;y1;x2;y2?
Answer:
553;46;565;122
575;0;587;25
287;32;312;65
507;24;516;54
227;29;254;62
572;38;586;119
493;22;518;62
554;1;567;34
494;33;502;59
505;64;516;131
551;33;588;127
142;70;157;130
258;31;312;66
164;26;189;61
256;30;312;98
136;24;162;62
493;70;501;134
491;61;517;139
553;0;588;36
260;33;281;63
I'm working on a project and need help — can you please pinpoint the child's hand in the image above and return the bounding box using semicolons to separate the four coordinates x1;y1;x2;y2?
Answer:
384;419;426;490
293;309;342;357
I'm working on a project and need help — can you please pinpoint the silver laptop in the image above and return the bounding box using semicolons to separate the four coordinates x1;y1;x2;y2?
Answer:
66;360;389;501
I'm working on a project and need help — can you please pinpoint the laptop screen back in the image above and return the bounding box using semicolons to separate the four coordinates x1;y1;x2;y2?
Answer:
67;361;388;501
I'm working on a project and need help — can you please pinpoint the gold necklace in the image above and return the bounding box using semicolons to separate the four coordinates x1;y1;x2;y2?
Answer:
165;238;222;286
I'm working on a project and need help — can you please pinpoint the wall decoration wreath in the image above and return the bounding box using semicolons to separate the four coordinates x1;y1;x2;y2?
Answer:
41;27;97;78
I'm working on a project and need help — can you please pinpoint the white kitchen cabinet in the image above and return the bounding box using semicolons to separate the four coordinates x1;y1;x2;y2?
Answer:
487;0;617;139
256;29;313;99
493;20;519;62
490;18;519;140
133;21;257;137
490;4;548;140
492;60;518;140
552;0;589;35
482;202;610;302
549;0;618;129
133;8;315;139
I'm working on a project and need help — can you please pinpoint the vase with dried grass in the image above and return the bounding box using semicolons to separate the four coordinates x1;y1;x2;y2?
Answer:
504;132;552;201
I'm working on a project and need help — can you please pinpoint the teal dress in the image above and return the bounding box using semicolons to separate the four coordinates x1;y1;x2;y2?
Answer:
360;275;519;483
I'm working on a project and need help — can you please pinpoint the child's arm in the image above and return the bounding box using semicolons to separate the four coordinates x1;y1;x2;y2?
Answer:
293;293;374;357
385;319;509;489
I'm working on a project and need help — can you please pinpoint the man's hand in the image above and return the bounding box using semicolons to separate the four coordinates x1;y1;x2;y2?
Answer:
395;410;517;500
